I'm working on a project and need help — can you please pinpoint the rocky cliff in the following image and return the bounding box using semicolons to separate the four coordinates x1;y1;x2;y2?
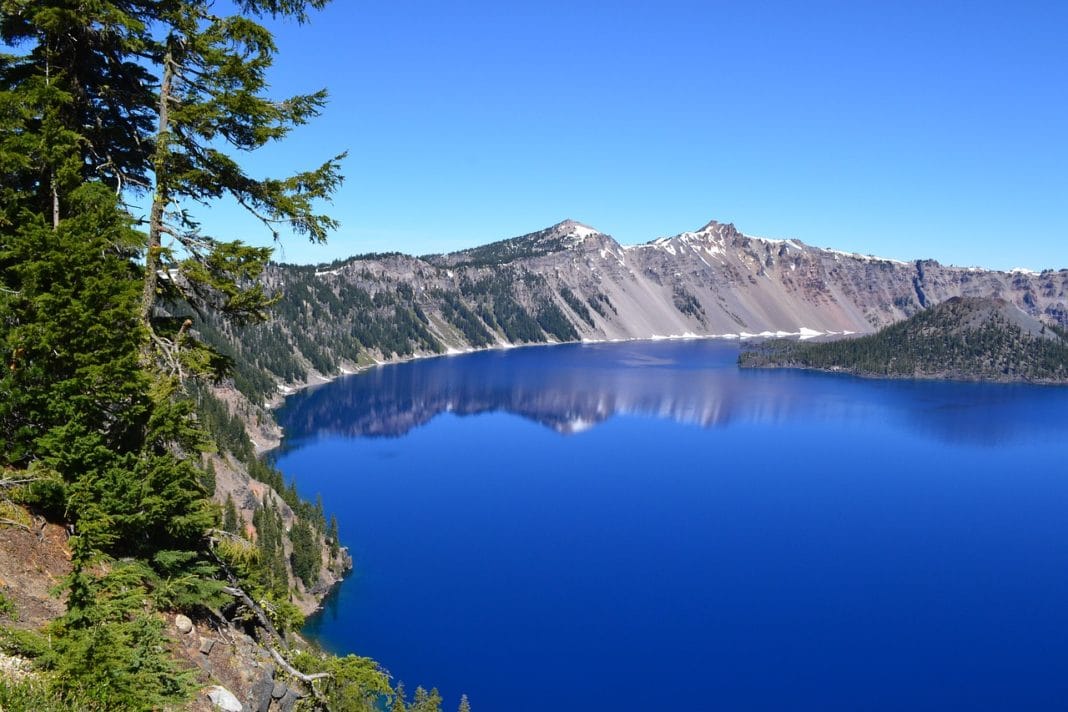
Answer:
195;219;1067;403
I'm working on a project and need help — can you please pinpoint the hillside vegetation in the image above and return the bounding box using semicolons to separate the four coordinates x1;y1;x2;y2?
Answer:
739;297;1068;382
0;1;462;710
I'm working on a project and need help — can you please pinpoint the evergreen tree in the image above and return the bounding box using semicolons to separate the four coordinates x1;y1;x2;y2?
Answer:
391;682;408;712
0;2;457;709
328;513;341;558
410;686;444;712
140;0;344;333
289;517;320;587
458;693;472;712
223;493;241;534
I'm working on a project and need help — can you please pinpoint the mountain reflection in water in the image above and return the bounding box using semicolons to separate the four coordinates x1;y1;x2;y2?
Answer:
276;341;1068;449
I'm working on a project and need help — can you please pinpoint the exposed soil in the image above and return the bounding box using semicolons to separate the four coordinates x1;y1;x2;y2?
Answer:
0;515;71;631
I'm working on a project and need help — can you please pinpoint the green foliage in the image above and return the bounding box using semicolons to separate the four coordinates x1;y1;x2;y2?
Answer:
290;650;392;711
392;681;408;712
252;495;290;597
0;625;49;658
740;297;1068;382
0;589;16;620
224;493;242;534
559;287;594;327
587;291;617;318
0;676;107;712
289;517;321;588
0;3;467;709
672;285;706;322
328;514;341;559
388;682;471;712
34;560;200;710
0;184;146;469
426;224;579;268
42;610;193;710
410;685;444;712
440;291;494;347
0;5;343;706
201;456;217;494
459;273;546;343
536;301;579;342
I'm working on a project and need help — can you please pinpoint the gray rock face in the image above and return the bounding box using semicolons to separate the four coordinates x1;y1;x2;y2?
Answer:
235;219;1067;385
250;666;275;712
277;688;302;712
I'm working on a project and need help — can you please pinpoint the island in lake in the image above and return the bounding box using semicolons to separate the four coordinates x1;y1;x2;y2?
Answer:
739;296;1068;383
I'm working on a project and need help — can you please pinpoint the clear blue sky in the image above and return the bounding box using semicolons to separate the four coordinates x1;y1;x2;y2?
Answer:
209;0;1066;270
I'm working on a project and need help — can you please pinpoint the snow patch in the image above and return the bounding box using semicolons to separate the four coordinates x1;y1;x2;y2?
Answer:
566;223;600;239
824;248;907;266
651;238;677;256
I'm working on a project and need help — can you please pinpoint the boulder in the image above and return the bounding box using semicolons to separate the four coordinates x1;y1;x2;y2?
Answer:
205;685;243;712
277;688;302;712
250;666;275;712
174;614;193;635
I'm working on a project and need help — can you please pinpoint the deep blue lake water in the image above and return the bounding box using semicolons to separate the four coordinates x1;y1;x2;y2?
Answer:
274;341;1068;711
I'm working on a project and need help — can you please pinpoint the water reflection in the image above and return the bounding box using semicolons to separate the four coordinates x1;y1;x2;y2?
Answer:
276;341;1068;449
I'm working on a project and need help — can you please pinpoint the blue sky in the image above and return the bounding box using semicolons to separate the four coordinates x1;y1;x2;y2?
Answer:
209;0;1066;270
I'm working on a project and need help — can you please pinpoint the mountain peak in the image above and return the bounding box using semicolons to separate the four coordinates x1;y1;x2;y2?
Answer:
552;219;601;239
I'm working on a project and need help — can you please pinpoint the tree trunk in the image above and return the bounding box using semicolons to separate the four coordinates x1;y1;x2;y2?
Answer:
51;180;59;229
141;47;174;325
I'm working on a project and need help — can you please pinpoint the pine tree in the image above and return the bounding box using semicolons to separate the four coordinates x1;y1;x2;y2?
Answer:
223;493;241;534
328;513;341;558
392;682;408;712
140;0;344;336
410;686;443;712
289;517;320;587
0;2;368;708
458;694;472;712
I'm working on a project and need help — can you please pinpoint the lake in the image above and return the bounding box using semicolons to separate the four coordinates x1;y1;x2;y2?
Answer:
274;340;1068;711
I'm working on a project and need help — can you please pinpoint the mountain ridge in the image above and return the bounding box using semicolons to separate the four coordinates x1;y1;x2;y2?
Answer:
195;218;1068;406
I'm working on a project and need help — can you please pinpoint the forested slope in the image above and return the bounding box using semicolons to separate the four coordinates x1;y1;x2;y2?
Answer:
191;222;1068;407
739;297;1068;382
0;2;461;710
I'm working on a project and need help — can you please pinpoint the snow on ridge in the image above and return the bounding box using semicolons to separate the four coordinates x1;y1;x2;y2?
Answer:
557;221;601;241
824;248;908;266
741;233;789;247
599;247;625;265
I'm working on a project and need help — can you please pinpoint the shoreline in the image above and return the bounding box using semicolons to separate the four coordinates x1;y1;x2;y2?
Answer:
255;326;852;454
739;361;1068;386
256;327;847;617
